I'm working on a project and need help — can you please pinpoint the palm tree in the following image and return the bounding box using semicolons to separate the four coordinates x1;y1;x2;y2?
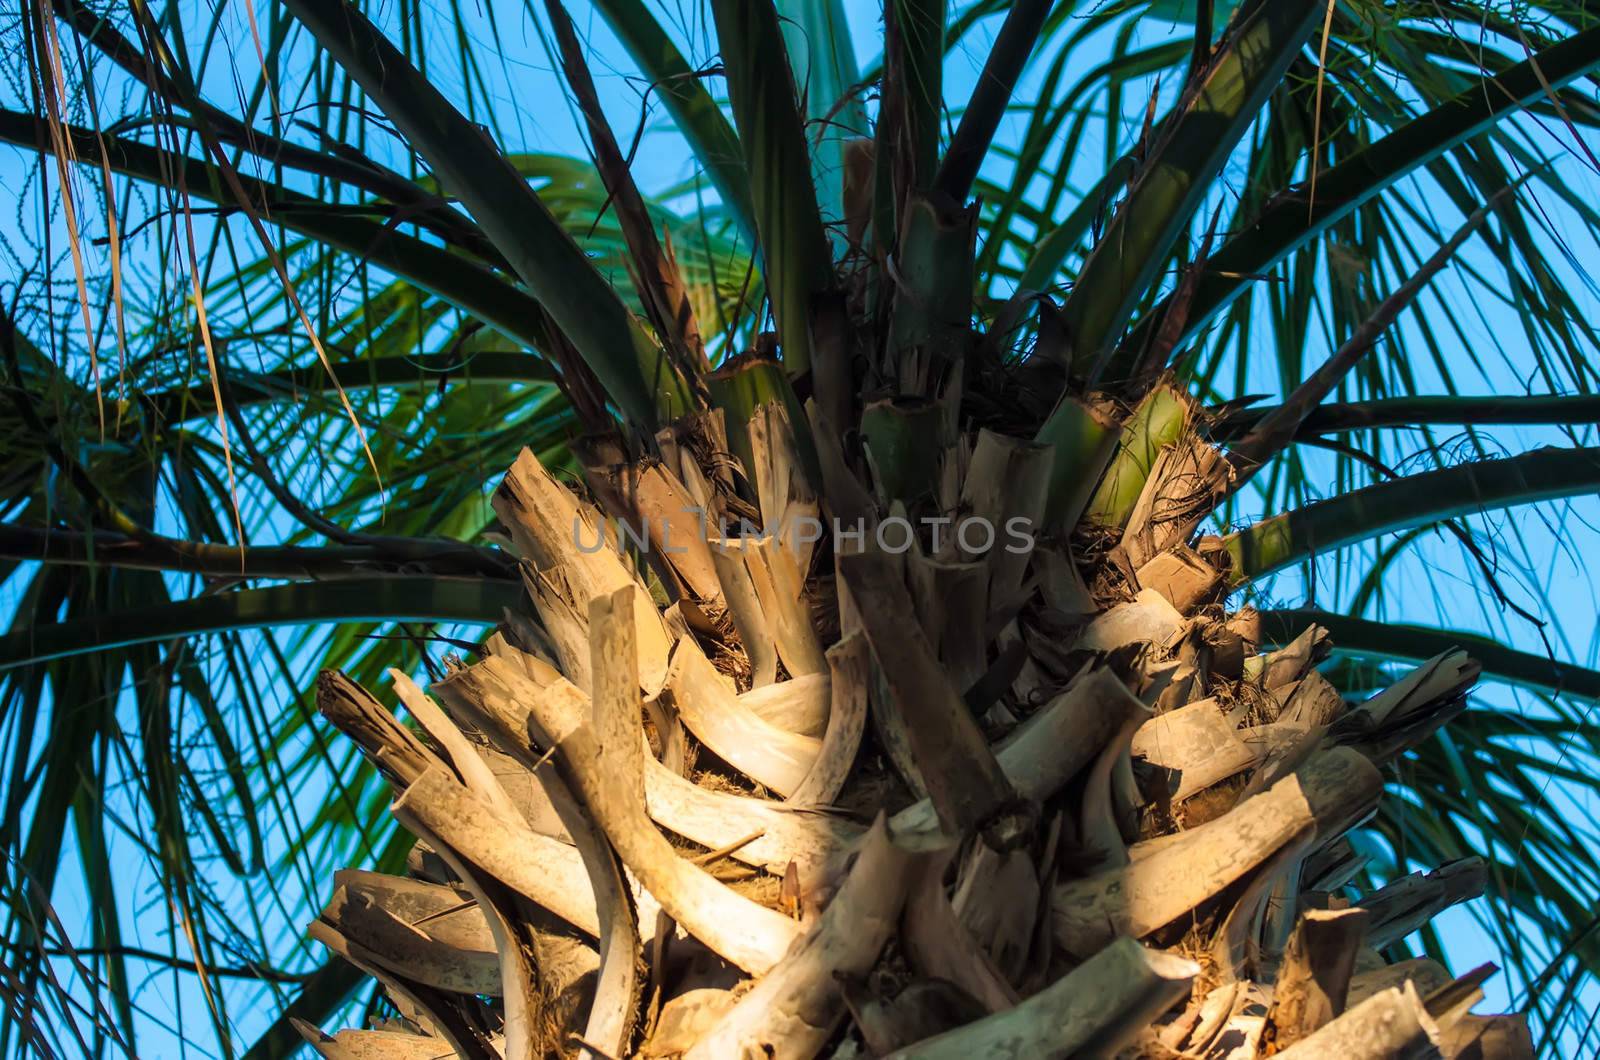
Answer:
5;0;1600;1054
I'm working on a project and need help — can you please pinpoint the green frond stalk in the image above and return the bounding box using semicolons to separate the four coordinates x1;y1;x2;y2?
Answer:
0;577;516;670
875;0;946;236
1125;24;1600;362
775;0;870;238
281;0;692;425
1081;383;1189;528
1036;396;1120;532
1060;0;1322;382
1263;610;1600;701
147;352;558;422
1225;446;1600;583
710;0;833;378
589;0;758;240
1214;393;1600;439
934;0;1052;202
860;395;951;505
0;110;555;354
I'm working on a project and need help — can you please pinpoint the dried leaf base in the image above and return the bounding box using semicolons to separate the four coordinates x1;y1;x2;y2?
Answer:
302;435;1526;1060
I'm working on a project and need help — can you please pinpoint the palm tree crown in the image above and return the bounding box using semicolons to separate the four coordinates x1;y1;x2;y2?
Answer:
3;0;1600;1056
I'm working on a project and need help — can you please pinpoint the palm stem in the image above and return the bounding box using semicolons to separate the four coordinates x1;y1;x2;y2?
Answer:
1262;609;1600;700
279;0;690;425
0;109;556;356
1225;445;1600;583
145;352;558;422
0;577;516;670
1123;25;1600;364
934;0;1052;203
588;0;757;239
1213;393;1600;439
709;0;833;377
0;524;513;581
1061;0;1322;381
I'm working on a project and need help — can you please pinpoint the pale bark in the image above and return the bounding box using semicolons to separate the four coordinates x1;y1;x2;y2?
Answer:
330;872;599;1003
1079;705;1151;867
745;534;828;676
307;921;494;1057
302;416;1506;1060
392;768;606;937
584;457;723;603
1275;670;1348;730
841;540;1029;846
1159;980;1244;1054
1210;823;1315;983
294;1023;464;1059
881;937;1198;1059
471;740;571;840
1359;858;1487;951
1259;624;1332;690
1133;695;1262;803
1136;541;1222;613
901;849;1020;1013
1265;907;1372;1049
786;635;869;807
516;596;803;974
1332;651;1480;762
738;671;829;736
1054;748;1381;955
1435;1013;1534;1059
389;669;523;823
319;879;501;996
446;653;857;883
683;818;913;1059
906;551;989;695
393;801;551;1060
433;642;644;1058
945;428;1053;608
1272;981;1441;1059
710;538;780;687
1073;587;1185;653
1121;437;1230;569
659;636;821;795
483;629;563;686
890;665;1145;850
1348;957;1454;1007
316;669;437;788
493;448;672;692
748;400;821;574
951;842;1042;983
1341;651;1478;732
644;989;737;1056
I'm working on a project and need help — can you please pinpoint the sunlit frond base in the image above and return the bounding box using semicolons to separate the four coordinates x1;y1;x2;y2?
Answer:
300;428;1527;1060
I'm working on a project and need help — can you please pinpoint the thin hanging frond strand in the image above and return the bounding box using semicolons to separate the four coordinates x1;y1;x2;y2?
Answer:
30;0;104;435
127;0;386;505
1307;0;1337;221
178;195;246;561
72;52;129;410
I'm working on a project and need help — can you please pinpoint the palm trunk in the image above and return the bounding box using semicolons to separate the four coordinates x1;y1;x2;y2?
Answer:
300;404;1522;1059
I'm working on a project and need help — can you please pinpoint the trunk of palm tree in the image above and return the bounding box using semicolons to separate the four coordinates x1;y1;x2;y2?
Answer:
300;413;1523;1058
